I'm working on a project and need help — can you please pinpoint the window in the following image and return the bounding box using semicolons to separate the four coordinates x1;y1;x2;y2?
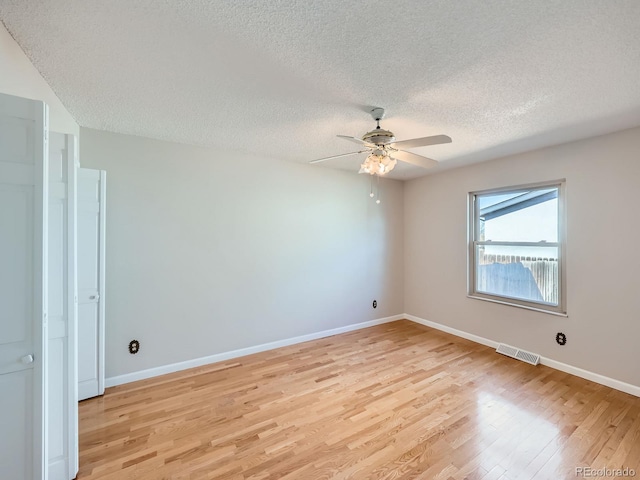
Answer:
468;181;566;315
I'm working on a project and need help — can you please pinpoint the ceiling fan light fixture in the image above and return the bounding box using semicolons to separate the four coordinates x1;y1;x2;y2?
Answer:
359;148;397;176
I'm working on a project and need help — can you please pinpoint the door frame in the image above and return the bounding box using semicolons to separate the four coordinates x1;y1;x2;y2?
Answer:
34;98;49;480
67;136;79;477
47;131;79;480
97;170;106;396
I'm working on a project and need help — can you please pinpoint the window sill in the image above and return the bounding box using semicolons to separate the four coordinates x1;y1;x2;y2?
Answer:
467;294;568;317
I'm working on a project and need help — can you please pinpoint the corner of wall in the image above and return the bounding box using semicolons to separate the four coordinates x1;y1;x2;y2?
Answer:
0;22;78;135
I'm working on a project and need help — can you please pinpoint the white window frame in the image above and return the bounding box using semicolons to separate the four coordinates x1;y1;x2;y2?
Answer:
468;180;567;316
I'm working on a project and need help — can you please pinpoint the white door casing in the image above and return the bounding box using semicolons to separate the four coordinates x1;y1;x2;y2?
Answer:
77;168;105;401
0;92;48;479
48;132;79;479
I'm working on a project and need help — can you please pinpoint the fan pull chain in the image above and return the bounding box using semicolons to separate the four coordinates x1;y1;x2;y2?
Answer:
370;175;374;198
376;175;381;204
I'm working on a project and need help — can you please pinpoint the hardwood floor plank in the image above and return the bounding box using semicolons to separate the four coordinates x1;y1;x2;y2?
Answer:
77;320;640;479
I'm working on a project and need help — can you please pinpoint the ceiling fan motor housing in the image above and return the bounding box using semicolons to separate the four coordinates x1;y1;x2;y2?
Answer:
362;128;395;146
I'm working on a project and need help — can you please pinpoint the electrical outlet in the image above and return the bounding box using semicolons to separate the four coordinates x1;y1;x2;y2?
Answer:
372;300;377;308
129;339;140;354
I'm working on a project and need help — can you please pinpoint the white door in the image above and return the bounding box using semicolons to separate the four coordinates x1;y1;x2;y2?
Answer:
48;132;78;479
77;168;105;401
0;93;48;479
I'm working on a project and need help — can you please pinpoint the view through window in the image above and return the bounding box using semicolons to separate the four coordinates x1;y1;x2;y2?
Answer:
469;182;565;314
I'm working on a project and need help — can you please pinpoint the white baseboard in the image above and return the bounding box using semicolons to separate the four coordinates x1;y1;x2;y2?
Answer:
405;314;500;349
539;357;640;397
405;313;640;398
106;313;640;398
105;314;404;388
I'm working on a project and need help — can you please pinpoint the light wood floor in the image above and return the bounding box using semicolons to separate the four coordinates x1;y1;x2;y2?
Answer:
78;320;640;479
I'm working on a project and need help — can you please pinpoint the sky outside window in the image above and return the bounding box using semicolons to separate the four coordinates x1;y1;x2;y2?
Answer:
479;189;558;257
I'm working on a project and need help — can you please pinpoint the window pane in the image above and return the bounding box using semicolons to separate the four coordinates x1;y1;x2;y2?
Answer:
476;245;559;305
478;188;558;242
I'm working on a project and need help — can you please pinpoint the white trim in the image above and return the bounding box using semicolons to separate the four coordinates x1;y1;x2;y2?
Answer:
36;101;49;480
405;314;640;398
66;135;79;479
105;314;404;387
538;357;640;398
466;295;568;317
97;171;106;396
404;314;499;349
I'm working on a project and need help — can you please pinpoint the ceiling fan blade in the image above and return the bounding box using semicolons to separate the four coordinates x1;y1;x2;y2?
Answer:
391;150;439;169
309;150;368;164
391;134;452;149
337;135;375;147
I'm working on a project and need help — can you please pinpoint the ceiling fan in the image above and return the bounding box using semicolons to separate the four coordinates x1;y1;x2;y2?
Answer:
310;107;452;176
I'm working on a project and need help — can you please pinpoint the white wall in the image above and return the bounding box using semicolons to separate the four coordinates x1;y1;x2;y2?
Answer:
405;126;640;387
79;128;404;379
0;23;78;135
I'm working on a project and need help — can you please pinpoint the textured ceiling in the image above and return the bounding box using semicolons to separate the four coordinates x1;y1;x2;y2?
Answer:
1;1;639;180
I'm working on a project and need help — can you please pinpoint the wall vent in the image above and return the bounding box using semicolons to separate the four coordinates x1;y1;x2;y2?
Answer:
496;343;540;366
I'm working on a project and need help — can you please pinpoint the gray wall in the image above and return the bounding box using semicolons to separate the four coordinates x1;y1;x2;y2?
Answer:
405;127;640;386
80;128;405;379
81;124;640;388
